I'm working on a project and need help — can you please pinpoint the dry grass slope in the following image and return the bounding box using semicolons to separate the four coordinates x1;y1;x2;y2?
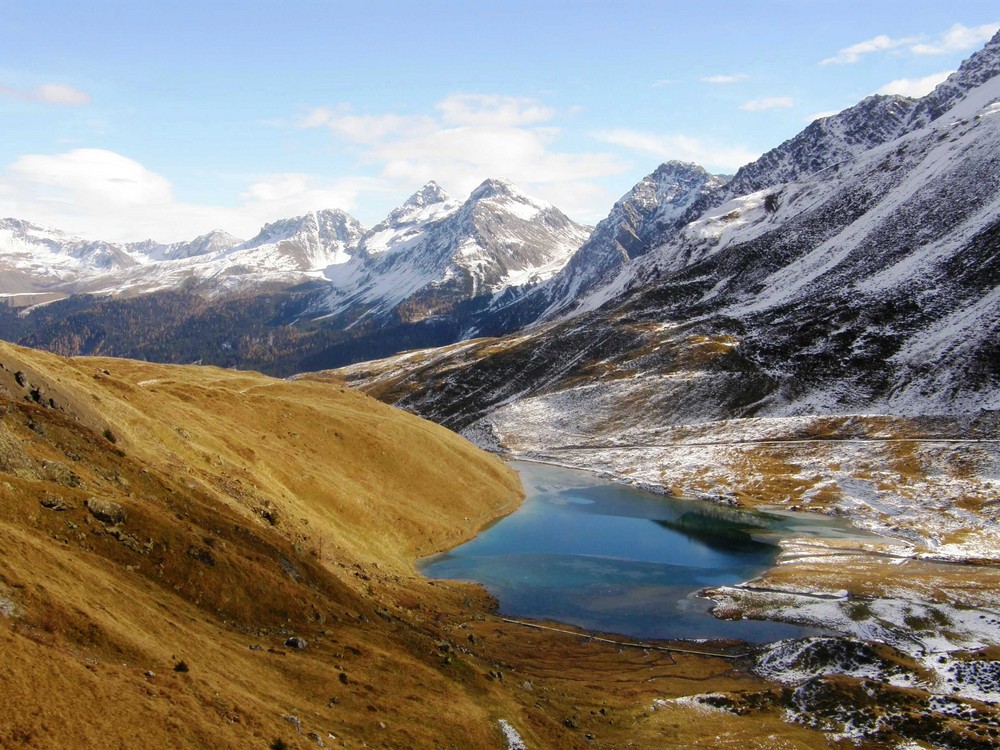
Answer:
0;341;838;749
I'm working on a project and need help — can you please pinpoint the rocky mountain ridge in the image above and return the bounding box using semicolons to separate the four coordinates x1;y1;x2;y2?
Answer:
340;30;1000;480
316;178;589;324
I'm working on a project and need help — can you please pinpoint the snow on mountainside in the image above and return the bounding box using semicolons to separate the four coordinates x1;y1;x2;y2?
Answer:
316;178;590;322
720;33;999;202
524;162;725;321
1;180;585;322
340;30;1000;473
0;218;141;287
236;208;364;269
337;46;1000;705
486;67;985;335
0;208;369;300
135;229;244;262
721;95;918;198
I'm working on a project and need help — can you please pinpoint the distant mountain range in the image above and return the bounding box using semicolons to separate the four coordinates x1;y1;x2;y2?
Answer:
3;31;999;402
341;29;1000;428
0;178;589;372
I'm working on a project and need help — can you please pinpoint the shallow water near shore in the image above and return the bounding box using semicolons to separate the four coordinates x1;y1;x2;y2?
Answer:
420;460;869;642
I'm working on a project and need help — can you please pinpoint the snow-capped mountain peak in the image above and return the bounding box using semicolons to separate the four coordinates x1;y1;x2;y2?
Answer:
233;208;366;270
506;161;723;322
318;177;591;323
141;229;244;261
912;28;1000;123
463;177;556;223
468;177;521;201
403;180;451;208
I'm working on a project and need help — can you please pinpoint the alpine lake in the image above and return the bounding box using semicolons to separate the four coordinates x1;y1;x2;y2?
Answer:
420;460;870;643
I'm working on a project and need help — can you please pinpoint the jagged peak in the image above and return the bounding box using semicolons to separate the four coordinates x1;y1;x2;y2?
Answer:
403;181;450;208
243;208;364;249
913;29;1000;122
650;160;713;179
467;177;532;203
191;228;243;243
0;217;68;237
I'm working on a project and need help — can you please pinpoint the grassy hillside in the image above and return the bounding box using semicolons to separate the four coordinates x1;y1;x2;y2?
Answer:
0;341;521;747
0;342;837;749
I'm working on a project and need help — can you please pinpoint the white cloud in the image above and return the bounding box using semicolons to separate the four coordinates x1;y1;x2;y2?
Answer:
10;149;173;206
0;82;91;106
699;74;749;84
911;22;999;55
821;22;998;65
739;96;794;112
435;93;555;127
300;106;430;145
651;79;678;88
0;148;377;242
596;129;759;173
821;34;920;65
876;70;953;98
302;93;628;221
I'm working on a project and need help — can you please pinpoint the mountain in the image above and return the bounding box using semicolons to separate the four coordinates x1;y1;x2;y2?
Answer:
483;82;963;336
134;229;244;262
1;180;591;371
0;208;374;301
514;162;725;323
234;208;365;270
331;41;1000;744
721;94;918;198
338;30;1000;544
0;340;538;748
317;178;590;324
0;218;142;294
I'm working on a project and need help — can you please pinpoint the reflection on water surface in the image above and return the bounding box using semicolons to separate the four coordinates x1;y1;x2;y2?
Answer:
420;461;865;642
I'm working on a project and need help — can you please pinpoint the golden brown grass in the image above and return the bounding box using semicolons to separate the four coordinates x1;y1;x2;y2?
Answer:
0;342;832;749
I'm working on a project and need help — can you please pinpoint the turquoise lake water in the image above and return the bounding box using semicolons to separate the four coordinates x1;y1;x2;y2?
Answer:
420;460;866;642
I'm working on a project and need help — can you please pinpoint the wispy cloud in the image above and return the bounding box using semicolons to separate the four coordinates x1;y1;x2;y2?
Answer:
911;22;999;55
301;93;627;221
0;82;91;106
699;73;749;84
596;129;759;172
877;70;953;98
651;79;678;88
0;148;378;242
821;34;920;65
739;96;794;112
821;22;998;65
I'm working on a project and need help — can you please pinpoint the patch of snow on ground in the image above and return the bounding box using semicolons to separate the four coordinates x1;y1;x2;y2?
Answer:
497;719;527;750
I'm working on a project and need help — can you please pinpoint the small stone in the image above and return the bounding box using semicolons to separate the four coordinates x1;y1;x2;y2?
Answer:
144;670;156;679
85;497;126;525
40;496;71;511
284;636;307;650
186;545;215;567
281;714;302;734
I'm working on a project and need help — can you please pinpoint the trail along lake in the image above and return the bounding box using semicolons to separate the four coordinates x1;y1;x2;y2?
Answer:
420;461;869;642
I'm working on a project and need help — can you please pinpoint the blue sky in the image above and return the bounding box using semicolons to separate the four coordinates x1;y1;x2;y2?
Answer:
1;1;997;241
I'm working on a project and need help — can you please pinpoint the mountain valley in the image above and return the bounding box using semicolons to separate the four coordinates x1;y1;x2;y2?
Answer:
2;26;1000;750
